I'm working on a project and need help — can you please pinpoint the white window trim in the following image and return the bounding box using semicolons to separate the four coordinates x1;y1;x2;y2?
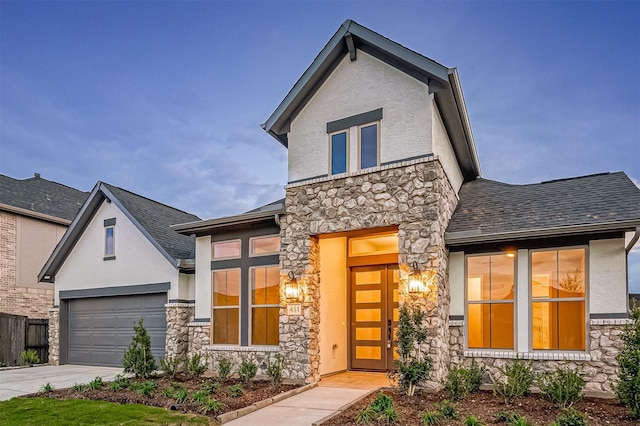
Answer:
249;235;281;258
211;268;241;345
248;265;280;347
212;239;242;260
328;129;349;176
104;225;115;258
528;246;589;353
464;252;517;352
357;121;381;171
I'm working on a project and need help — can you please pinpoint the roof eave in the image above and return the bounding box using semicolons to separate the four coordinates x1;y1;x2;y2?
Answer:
173;210;283;236
445;220;640;247
0;203;72;226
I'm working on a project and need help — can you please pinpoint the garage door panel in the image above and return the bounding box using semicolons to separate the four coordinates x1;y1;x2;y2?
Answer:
67;293;167;367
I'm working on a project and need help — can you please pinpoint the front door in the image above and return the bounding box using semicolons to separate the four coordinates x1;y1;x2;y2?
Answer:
349;265;399;371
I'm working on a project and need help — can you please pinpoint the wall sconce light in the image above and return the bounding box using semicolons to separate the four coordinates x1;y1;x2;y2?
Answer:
284;271;301;303
406;261;437;295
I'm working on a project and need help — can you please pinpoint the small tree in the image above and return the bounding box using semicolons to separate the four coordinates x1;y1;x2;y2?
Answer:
123;319;157;378
388;304;432;396
615;305;640;419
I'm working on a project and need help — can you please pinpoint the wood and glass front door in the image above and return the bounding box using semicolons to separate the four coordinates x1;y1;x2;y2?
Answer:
349;265;399;371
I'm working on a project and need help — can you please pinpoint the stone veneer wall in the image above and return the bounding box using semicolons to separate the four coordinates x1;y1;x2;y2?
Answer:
48;307;60;365
280;158;458;385
449;319;626;395
165;303;194;360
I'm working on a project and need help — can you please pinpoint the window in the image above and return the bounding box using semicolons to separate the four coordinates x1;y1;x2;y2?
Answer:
466;254;515;349
212;240;241;260
531;248;585;351
212;269;240;344
359;122;379;169
105;226;115;257
250;235;280;256
251;266;280;345
329;131;348;175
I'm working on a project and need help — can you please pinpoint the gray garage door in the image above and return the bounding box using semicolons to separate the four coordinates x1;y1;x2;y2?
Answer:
67;293;167;367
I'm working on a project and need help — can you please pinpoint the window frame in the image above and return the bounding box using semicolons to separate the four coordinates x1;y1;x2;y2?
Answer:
328;129;349;176
464;252;517;351
212;239;242;260
249;265;280;346
211;267;241;345
249;235;281;258
357;121;380;170
104;225;115;259
528;246;588;352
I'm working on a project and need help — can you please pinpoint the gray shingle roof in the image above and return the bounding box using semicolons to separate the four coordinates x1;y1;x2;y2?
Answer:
446;172;640;244
103;184;201;260
0;173;88;221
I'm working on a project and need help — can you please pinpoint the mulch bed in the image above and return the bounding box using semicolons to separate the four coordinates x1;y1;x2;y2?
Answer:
35;375;300;420
321;388;636;425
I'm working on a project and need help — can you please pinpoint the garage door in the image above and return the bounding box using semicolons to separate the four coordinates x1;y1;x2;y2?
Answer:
67;293;166;367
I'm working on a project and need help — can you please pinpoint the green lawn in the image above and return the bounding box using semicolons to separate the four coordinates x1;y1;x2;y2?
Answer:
0;397;210;425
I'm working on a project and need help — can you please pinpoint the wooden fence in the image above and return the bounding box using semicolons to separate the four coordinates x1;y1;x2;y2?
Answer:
0;313;48;366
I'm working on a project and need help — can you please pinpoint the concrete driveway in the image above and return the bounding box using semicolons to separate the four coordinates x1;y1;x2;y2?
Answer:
0;365;123;400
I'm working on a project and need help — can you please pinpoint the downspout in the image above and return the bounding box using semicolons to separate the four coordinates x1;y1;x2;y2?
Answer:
625;226;640;311
274;213;281;227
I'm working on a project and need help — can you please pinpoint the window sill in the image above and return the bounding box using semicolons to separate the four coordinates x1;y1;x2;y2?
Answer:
463;350;591;362
103;255;116;261
203;345;280;352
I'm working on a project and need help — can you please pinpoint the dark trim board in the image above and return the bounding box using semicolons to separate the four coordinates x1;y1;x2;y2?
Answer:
168;299;195;304
449;315;464;321
59;282;170;300
326;108;383;133
194;318;211;323
590;313;629;319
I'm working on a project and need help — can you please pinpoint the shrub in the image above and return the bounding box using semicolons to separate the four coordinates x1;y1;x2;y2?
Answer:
238;358;258;385
491;358;534;405
550;407;589;426
88;376;104;390
266;353;286;387
444;361;485;400
21;349;40;366
160;355;182;379
356;391;399;424
184;353;208;378
464;415;485;426
122;319;157;379
615;305;640;419
39;382;53;394
229;384;244;398
217;357;233;382
388;305;432;396
537;365;585;408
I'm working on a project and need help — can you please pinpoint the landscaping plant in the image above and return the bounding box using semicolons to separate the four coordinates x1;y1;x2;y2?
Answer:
444;360;485;400
39;382;53;394
228;384;244;398
356;391;399;424
89;376;104;391
134;380;157;397
491;358;534;405
494;411;532;426
202;398;225;414
615;305;640;419
191;390;210;405
388;304;432;396
464;415;485;426
266;353;286;387
238;358;258;385
109;375;130;391
202;379;219;394
184;353;208;378
160;355;182;379
164;383;189;403
217;357;233;382
21;349;40;366
122;319;157;379
537;364;585;408
550;407;589;426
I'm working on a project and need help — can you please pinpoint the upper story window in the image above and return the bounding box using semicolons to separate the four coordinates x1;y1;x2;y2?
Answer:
212;240;241;260
329;131;348;175
531;248;586;351
250;235;280;256
466;253;515;350
104;218;116;260
359;122;379;169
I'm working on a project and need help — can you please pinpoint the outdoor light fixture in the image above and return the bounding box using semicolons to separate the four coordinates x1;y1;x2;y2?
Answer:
407;261;437;295
284;271;301;303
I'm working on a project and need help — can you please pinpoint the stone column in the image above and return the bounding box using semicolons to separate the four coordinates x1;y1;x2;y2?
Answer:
165;303;194;360
48;307;59;365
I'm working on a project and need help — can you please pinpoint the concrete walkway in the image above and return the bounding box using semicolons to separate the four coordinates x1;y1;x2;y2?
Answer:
0;364;123;400
226;372;389;426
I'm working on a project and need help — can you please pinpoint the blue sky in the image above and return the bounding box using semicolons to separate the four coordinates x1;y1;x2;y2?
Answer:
1;1;639;290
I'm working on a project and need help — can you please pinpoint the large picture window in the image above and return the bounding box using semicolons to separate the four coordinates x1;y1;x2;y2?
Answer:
531;248;586;351
251;266;280;346
466;254;515;349
212;269;240;345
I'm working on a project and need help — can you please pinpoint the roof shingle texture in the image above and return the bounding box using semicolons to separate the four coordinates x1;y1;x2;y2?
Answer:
103;184;201;260
0;174;88;221
447;172;640;237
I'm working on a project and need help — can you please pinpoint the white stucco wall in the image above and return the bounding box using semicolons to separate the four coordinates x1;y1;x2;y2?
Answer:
194;235;212;319
432;99;464;193
288;50;433;182
178;273;195;301
589;238;627;314
54;200;178;304
319;237;348;375
448;251;465;317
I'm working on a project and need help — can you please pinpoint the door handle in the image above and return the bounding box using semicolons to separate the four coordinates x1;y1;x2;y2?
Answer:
387;319;392;348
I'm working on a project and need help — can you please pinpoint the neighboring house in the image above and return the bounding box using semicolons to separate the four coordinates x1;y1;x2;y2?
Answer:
169;19;640;394
40;182;200;366
0;173;87;319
